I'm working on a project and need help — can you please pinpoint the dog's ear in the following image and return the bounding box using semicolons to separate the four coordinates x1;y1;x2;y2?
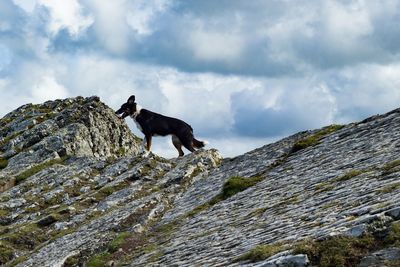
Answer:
127;95;135;104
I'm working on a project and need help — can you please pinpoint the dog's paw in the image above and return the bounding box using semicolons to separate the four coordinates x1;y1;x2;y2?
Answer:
142;150;151;158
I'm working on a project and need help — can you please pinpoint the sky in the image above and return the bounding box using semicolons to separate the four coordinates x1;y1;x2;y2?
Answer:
1;0;400;158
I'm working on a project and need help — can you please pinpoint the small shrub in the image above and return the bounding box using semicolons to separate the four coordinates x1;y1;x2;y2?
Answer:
234;244;284;263
314;182;335;193
382;159;400;175
86;252;110;267
62;255;80;267
0;242;14;265
385;222;400;247
0;157;8;169
5;224;49;250
291;125;343;153
334;170;363;182
221;176;263;199
293;235;375;267
378;182;400;194
186;175;264;218
108;232;131;253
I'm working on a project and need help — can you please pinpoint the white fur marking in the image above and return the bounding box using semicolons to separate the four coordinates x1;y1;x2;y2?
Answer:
131;105;143;132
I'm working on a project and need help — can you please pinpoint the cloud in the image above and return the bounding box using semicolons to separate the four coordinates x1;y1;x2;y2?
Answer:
231;80;337;137
31;74;68;101
2;0;400;158
38;0;93;37
326;63;400;122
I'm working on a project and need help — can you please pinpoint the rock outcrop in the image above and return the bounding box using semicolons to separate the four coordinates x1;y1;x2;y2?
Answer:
0;96;399;267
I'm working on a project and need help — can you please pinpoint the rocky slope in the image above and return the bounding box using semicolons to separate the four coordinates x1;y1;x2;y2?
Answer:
0;96;399;267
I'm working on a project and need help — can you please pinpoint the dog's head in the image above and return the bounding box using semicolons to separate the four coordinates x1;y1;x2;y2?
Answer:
115;95;137;119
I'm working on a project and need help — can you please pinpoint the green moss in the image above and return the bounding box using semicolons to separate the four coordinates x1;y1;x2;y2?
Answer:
62;254;80;267
0;117;13;126
385;222;400;247
382;159;400;175
142;243;158;253
0;208;10;217
280;195;299;206
221;176;263;199
108;232;131;253
0;157;8;169
5;223;49;250
291;125;343;153
186;176;264;218
378;182;400;194
234;244;284;263
293;235;376;267
156;222;178;237
86;252;111;267
314;182;335;193
335;170;363;182
147;250;164;263
0;242;14;265
139;159;159;176
15;157;67;184
93;181;129;201
6;255;28;267
189;166;203;179
0;131;23;147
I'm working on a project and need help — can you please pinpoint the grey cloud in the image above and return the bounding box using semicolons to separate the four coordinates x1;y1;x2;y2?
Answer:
23;0;400;77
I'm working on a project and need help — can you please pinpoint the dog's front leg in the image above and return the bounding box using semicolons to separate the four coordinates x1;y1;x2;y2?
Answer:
145;135;152;151
141;135;152;157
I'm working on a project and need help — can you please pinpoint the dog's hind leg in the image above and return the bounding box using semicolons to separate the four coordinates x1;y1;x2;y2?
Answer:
172;135;184;157
179;135;196;153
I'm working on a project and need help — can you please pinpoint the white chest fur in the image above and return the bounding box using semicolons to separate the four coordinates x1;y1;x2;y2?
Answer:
131;105;144;133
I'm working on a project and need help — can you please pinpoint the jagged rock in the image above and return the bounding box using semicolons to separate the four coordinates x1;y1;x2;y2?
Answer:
358;248;400;267
253;253;310;267
1;97;400;267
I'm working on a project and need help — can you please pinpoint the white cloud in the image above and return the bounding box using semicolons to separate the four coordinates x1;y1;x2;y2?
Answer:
188;30;244;63
322;1;373;51
82;0;132;54
31;75;68;102
38;0;93;37
2;0;400;159
12;0;37;13
126;0;170;35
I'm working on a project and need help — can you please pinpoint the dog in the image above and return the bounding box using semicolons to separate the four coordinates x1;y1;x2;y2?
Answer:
115;95;206;157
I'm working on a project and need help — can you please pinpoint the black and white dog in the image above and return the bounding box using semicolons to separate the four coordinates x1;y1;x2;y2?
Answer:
116;95;206;157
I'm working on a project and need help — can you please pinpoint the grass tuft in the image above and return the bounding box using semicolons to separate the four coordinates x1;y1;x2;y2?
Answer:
334;170;363;182
0;157;8;169
186;175;264;218
385;222;400;247
291;125;343;153
293;235;375;267
86;252;111;267
378;182;400;194
221;176;264;199
382;159;400;175
15;157;67;184
108;232;131;253
234;244;284;263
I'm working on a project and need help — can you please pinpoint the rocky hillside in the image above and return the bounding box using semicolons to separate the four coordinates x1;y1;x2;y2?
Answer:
0;96;399;267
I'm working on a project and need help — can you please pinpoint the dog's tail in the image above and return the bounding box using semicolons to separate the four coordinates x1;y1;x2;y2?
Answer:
193;138;207;149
